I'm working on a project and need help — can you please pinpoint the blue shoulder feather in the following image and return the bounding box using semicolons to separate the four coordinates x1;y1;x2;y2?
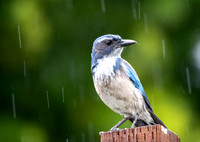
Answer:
122;60;145;94
121;59;153;111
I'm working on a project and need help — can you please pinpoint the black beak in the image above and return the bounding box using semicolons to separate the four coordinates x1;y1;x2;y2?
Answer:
119;39;137;47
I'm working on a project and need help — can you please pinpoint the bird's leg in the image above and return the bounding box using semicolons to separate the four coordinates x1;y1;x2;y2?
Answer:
131;113;139;128
110;116;131;131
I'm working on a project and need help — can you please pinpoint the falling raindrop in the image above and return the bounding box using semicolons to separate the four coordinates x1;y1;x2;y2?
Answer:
186;125;190;136
138;1;141;20
70;135;76;142
150;93;155;108
186;0;189;8
152;63;163;89
24;60;26;77
66;138;69;142
162;39;166;58
12;93;16;119
21;136;24;142
62;87;65;103
12;84;14;90
101;0;106;13
81;133;86;142
186;67;192;94
66;0;73;10
88;122;94;142
182;89;186;95
79;85;85;103
73;99;77;108
131;0;137;19
34;14;39;32
144;13;148;33
18;25;22;48
46;91;50;109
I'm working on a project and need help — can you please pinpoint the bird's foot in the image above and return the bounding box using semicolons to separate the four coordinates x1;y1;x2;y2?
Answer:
131;113;139;128
109;116;131;131
99;128;121;135
109;127;120;132
109;126;117;132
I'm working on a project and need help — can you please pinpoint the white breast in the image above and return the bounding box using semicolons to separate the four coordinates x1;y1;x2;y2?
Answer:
93;57;117;78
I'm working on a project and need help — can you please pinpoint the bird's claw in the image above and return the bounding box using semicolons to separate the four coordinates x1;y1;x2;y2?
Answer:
115;128;120;131
109;127;120;132
99;128;121;135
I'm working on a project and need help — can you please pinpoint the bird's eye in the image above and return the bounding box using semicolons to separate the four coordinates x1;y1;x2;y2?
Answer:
105;40;112;46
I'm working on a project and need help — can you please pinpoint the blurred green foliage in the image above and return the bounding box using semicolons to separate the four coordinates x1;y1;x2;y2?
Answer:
1;0;200;141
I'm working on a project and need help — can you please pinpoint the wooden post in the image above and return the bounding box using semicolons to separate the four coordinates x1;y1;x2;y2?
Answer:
100;124;180;142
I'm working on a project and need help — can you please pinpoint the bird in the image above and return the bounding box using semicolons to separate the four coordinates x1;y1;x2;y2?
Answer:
91;34;167;131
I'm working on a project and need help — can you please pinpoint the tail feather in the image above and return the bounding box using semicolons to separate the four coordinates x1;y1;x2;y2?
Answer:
148;109;167;128
129;110;167;128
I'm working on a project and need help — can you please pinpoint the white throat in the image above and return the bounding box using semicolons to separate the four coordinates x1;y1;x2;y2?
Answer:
93;56;120;78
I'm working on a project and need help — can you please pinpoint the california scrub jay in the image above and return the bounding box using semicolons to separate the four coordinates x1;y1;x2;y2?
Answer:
91;34;167;131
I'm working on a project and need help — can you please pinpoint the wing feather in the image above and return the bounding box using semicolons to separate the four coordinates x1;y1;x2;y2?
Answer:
121;59;153;111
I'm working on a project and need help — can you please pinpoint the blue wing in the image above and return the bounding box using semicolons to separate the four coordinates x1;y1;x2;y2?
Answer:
121;59;153;111
114;58;166;127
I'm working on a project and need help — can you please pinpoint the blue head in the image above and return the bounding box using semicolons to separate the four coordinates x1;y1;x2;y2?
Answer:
91;34;136;68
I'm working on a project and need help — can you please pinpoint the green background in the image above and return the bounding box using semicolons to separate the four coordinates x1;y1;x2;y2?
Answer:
1;0;200;141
